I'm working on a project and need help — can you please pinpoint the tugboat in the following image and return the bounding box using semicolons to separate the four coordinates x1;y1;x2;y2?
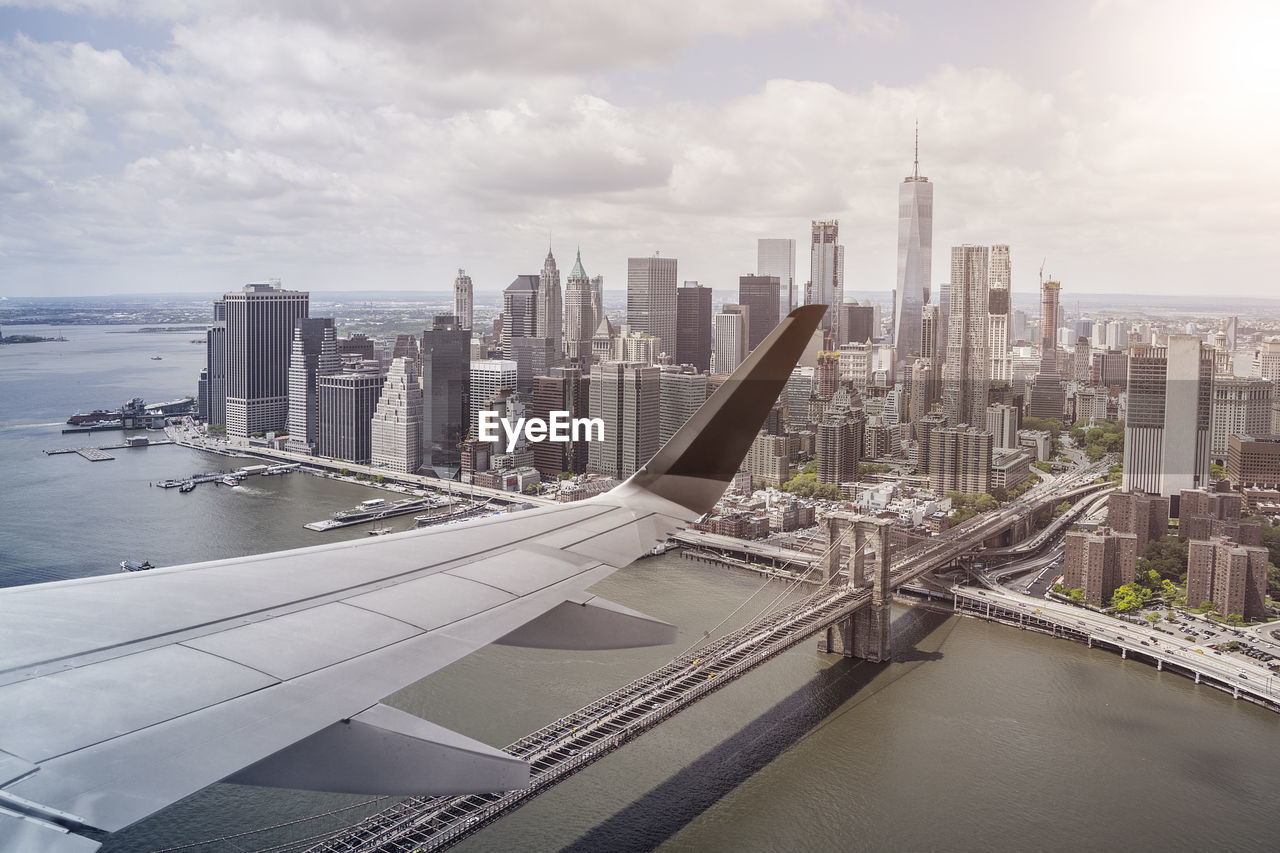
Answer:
120;559;155;572
150;355;163;360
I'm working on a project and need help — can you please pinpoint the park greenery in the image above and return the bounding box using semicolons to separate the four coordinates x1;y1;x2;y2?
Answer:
947;491;998;525
1068;418;1125;462
1110;569;1176;613
1138;535;1190;583
781;471;843;501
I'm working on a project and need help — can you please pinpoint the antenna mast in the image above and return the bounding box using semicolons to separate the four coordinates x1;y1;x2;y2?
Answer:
913;120;919;179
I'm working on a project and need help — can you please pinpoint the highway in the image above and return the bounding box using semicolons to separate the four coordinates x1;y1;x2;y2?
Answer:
953;583;1280;703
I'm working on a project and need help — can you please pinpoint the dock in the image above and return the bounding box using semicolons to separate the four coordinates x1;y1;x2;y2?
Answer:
45;440;174;459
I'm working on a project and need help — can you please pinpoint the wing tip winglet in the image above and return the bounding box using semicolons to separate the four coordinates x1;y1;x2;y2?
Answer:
616;305;826;514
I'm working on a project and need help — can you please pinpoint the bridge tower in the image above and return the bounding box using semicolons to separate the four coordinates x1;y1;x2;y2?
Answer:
817;514;892;662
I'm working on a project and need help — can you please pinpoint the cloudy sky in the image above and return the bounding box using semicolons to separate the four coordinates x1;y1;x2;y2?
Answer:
2;0;1278;300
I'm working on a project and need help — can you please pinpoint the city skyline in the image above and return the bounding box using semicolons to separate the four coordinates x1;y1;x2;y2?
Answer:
2;2;1278;299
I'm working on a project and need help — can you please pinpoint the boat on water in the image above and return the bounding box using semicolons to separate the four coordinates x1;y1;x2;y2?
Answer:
66;409;118;425
222;474;243;486
150;355;163;360
367;524;392;536
178;481;196;493
304;495;448;531
120;560;155;572
413;499;494;529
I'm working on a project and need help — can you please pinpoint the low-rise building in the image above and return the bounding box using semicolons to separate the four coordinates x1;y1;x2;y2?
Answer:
1227;434;1280;489
990;448;1032;490
1018;428;1052;462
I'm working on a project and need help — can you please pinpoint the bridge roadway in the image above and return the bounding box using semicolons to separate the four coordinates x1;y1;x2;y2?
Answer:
300;467;1111;853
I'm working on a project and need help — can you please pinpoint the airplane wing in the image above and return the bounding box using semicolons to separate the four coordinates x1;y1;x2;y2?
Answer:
0;306;825;852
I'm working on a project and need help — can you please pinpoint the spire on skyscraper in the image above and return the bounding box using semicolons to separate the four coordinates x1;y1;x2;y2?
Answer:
913;119;919;180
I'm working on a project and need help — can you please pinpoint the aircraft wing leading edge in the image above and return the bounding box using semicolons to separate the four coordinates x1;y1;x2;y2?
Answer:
0;305;825;852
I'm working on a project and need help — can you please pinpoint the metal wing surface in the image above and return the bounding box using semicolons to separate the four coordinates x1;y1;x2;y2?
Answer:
0;306;824;852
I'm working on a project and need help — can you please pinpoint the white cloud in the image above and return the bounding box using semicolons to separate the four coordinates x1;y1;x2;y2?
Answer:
0;2;1276;297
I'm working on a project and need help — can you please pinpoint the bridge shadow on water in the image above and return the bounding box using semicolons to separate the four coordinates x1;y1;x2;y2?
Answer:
563;607;953;852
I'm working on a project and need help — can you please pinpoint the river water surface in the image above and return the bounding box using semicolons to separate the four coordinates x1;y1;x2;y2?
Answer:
2;327;1276;853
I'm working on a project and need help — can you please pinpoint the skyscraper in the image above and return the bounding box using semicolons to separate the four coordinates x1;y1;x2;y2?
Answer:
284;317;339;454
1123;336;1214;496
1039;277;1061;371
738;274;781;351
808;220;843;337
317;371;384;464
453;269;473;330
987;244;1011;382
713;306;748;375
838;302;875;346
370;356;424;474
920;303;941;360
675;282;712;372
926;423;993;494
659;365;707;445
223;282;310;440
893;128;933;363
943;245;990;427
627;255;678;359
501;274;538;359
588;361;660;478
421;314;471;478
468;359;518;439
535;248;563;362
758;238;796;318
1249;336;1280;432
529;367;589;478
1209;375;1273;462
563;249;597;365
204;320;227;427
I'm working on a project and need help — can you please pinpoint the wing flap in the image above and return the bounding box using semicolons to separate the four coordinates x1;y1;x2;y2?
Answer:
226;703;527;795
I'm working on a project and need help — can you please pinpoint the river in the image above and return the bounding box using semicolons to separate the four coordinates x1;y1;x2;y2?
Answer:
1;326;1276;853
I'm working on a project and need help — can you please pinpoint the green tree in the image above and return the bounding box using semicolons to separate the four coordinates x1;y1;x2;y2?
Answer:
1137;535;1190;583
1112;583;1152;613
1146;612;1161;624
1164;610;1177;622
557;471;573;480
1197;600;1219;614
1226;613;1244;626
1069;588;1086;604
1210;462;1228;481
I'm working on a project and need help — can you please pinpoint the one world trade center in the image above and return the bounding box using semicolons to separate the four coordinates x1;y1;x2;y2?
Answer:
893;126;933;365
